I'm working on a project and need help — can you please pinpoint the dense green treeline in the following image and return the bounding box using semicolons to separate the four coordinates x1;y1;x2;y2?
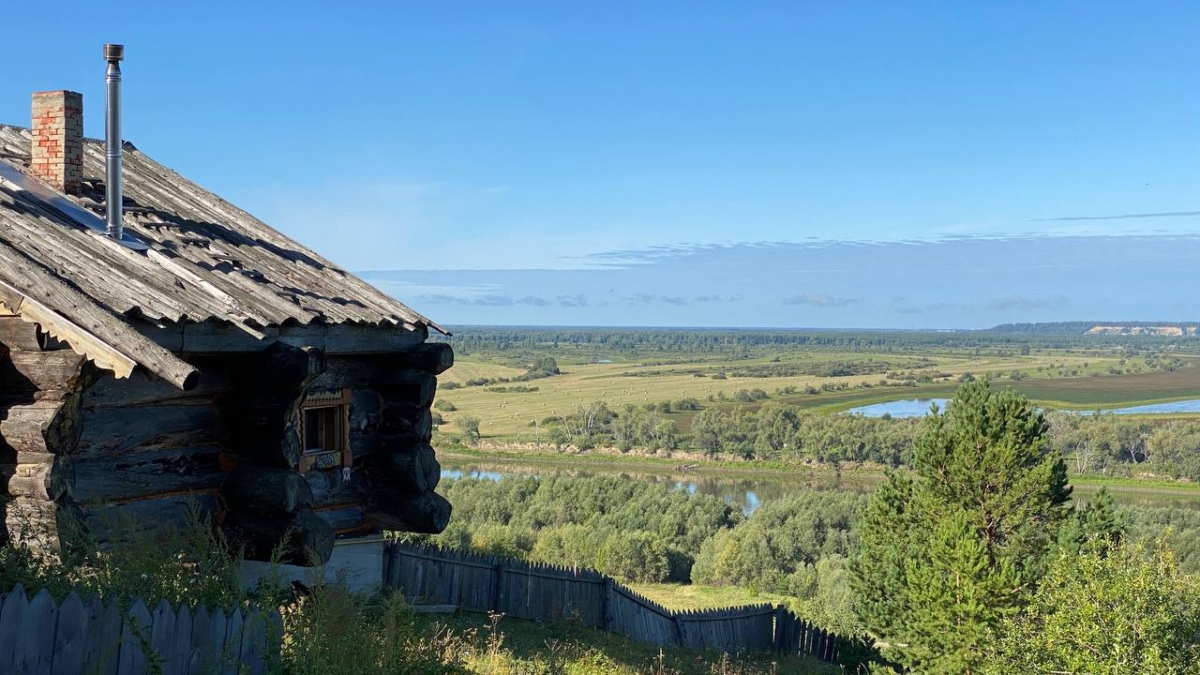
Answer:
691;491;864;634
532;397;1200;480
539;400;922;463
436;326;1199;363
423;475;867;633
426;476;741;584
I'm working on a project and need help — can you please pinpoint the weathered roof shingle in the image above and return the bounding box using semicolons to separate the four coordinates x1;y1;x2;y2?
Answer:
0;124;442;388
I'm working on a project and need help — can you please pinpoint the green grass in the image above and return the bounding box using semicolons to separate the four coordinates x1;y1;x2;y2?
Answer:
626;583;793;612
436;351;1200;441
438;448;1200;509
415;610;840;675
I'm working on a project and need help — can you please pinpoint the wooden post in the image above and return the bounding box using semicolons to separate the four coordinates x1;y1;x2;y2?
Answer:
490;563;503;612
772;605;786;654
601;578;614;631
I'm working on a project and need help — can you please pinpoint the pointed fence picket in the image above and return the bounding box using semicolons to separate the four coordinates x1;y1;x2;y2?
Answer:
385;542;847;664
0;585;279;675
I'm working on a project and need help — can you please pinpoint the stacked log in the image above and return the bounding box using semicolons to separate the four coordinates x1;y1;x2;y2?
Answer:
2;322;453;565
356;343;453;534
72;363;227;546
219;466;333;566
0;315;86;550
212;347;337;565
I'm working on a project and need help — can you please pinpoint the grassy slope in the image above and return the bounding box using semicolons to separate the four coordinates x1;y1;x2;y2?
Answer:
627;584;794;612
416;610;839;675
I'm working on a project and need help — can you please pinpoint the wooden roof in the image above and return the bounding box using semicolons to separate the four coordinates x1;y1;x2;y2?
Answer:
0;125;442;389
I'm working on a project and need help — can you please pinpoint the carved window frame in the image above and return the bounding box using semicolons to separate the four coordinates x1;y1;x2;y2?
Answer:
298;388;352;473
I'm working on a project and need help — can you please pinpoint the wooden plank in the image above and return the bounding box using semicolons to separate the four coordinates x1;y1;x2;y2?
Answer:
280;323;425;355
168;604;192;675
5;349;86;392
83;597;122;675
149;600;177;675
116;598;151;675
185;606;210;675
0;585;28;674
204;608;229;675
0;461;69;500
14;298;138;380
238;610;268;675
20;587;57;675
50;592;89;675
221;609;244;675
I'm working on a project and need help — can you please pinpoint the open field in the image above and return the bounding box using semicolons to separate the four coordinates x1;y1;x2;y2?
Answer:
434;348;1200;440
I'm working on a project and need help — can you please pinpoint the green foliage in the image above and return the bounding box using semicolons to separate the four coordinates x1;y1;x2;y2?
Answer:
1123;505;1200;575
0;503;243;610
281;588;454;675
689;488;865;635
983;541;1200;674
852;381;1072;672
1056;487;1123;555
456;416;482;446
525;355;561;378
431;476;739;583
596;531;670;583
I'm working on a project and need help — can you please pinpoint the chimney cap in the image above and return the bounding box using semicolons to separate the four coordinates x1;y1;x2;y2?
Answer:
103;44;124;62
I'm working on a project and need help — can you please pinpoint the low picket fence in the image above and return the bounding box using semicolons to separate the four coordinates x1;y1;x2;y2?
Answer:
0;584;279;675
385;543;843;662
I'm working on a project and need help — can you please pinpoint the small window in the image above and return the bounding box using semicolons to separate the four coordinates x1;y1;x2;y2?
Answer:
299;389;351;473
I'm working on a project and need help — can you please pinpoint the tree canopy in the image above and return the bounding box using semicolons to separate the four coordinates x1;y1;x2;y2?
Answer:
852;381;1072;673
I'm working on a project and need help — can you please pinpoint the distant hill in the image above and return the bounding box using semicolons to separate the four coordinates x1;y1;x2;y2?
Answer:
990;322;1200;336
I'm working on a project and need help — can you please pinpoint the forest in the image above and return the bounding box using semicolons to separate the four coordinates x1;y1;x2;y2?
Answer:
424;381;1200;671
456;397;1200;482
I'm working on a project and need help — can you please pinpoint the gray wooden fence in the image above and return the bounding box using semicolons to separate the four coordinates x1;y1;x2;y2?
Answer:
385;543;794;658
772;606;840;662
0;584;280;675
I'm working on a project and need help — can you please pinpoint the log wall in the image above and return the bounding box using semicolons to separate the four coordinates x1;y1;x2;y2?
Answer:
0;315;89;549
1;320;452;567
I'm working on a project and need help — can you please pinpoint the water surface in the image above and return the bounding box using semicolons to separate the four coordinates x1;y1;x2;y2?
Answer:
848;397;1200;418
440;457;1200;512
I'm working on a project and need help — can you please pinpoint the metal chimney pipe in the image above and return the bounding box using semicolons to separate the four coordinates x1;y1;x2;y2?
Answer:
103;44;124;240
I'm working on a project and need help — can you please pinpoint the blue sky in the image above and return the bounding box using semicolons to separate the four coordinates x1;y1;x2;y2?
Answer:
5;2;1200;328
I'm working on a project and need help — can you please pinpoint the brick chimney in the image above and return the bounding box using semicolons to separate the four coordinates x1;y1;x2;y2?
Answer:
30;90;84;195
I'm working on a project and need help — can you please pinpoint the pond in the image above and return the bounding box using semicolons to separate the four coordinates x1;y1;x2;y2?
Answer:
440;456;1200;513
846;398;948;418
847;398;1200;418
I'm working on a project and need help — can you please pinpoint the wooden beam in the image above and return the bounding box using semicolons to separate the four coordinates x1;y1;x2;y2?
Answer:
132;320;428;355
0;246;199;391
14;298;137;380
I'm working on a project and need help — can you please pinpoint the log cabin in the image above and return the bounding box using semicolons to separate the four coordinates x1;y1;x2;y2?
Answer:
0;46;452;569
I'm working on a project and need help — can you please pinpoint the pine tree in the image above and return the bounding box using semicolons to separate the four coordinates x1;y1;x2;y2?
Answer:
852;380;1072;672
1057;486;1123;555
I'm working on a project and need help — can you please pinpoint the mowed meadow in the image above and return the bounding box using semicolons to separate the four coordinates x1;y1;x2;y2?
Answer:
431;328;1200;442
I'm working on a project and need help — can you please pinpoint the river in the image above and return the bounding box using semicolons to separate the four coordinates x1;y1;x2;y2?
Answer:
848;398;1200;418
439;455;1200;513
